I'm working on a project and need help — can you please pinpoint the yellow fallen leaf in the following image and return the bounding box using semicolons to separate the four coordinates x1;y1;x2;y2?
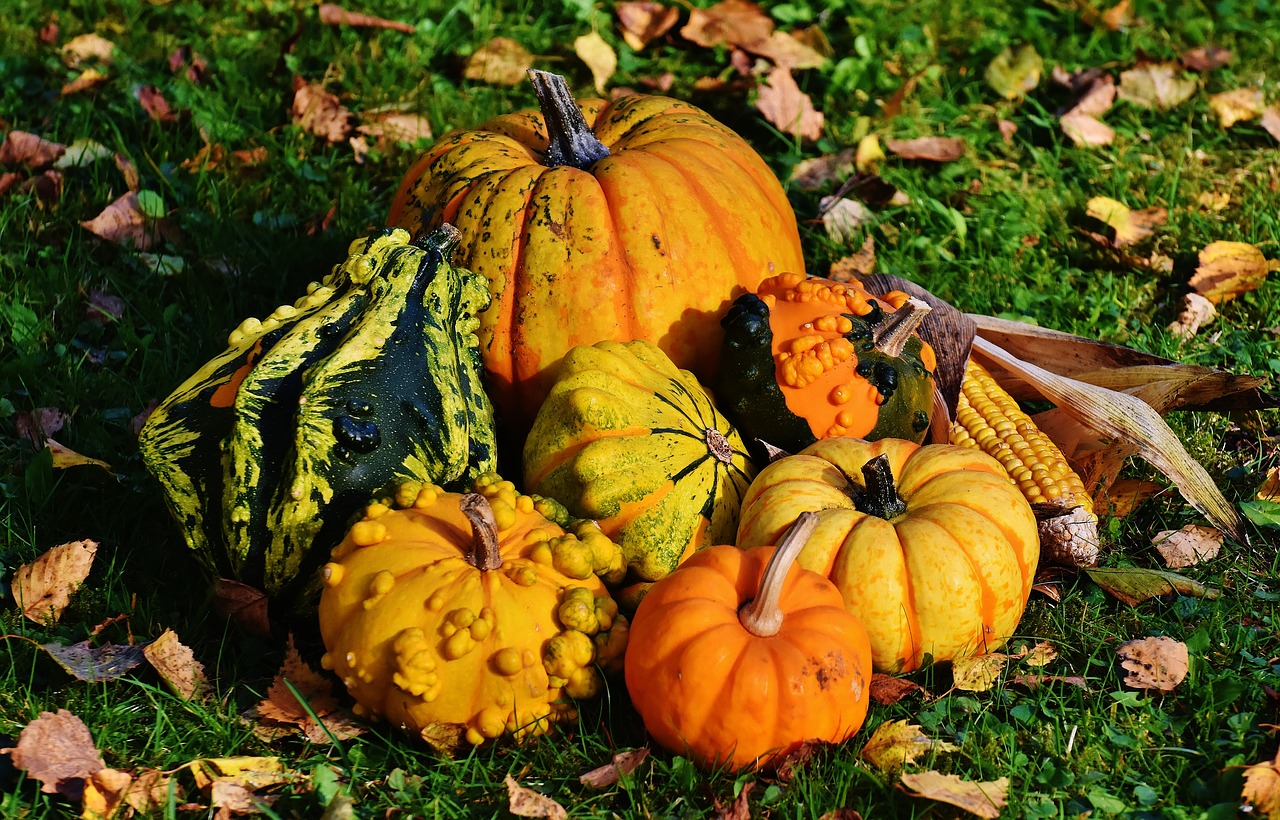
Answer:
951;653;1008;692
860;720;958;771
985;44;1042;100
1102;479;1165;517
13;540;98;625
464;37;534;86
855;134;884;172
1208;87;1264;128
1197;191;1230;211
188;757;287;791
1117;636;1188;691
574;32;616;95
143;629;208;700
1189;240;1274;303
61;33;116;68
900;771;1009;818
1117;62;1198;109
46;439;112;472
1085;196;1167;246
1259;466;1280;502
1242;749;1280;818
1022;640;1058;667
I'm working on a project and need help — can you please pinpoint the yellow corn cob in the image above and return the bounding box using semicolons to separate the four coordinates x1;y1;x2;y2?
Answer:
950;359;1100;566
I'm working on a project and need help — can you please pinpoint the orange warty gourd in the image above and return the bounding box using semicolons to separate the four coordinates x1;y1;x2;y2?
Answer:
388;70;805;436
624;514;872;772
736;437;1039;673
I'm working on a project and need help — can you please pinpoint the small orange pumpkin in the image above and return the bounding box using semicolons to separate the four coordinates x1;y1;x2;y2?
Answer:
624;514;872;772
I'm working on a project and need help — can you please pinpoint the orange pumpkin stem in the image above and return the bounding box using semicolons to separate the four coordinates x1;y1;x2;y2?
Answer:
871;296;932;358
527;69;611;170
739;511;819;637
460;493;504;571
853;454;908;519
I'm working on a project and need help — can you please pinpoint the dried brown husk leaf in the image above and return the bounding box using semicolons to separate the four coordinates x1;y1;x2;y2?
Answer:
1117;636;1188;691
970;336;1248;543
616;2;679;51
899;771;1009;819
13;539;98;625
1152;524;1223;568
1209;87;1264;129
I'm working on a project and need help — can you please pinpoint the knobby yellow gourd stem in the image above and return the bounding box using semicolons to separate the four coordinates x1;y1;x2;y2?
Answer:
739;511;819;637
460;493;504;571
527;69;611;170
871;296;932;358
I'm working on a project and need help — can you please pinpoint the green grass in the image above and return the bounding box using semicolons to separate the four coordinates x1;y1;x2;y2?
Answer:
1;0;1278;817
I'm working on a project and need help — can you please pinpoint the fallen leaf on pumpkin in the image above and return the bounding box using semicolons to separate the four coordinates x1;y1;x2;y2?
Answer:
985;44;1042;100
465;38;535;86
820;196;870;245
1189;240;1273;303
885;136;964;162
13;539;97;625
1117;636;1188;691
616;1;679;50
61;33;115;67
1181;45;1233;72
755;67;823;140
1117;62;1198;110
317;4;415;33
1022;641;1058;667
1262;107;1280;142
951;653;1008;692
900;771;1009;819
855;134;885;172
1085;196;1166;246
860;720;958;771
1209;87;1264;129
15;406;68;444
1152;524;1223;568
1061;112;1115;146
790;148;854;189
46;439;112;472
1102;479;1165;516
505;774;567;820
39;639;147;683
5;709;105;799
136;85;177;123
290;77;353;143
681;0;772;50
61;68;110;96
81;191;164;250
1086;566;1219;605
579;748;650;789
574;32;617;95
830;236;877;282
144;628;208;700
1167;292;1216;340
1242;749;1280;818
0;131;67;169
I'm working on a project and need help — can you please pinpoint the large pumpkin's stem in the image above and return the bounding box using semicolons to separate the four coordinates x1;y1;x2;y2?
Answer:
871;297;932;358
739;512;819;637
528;69;611;169
460;493;503;571
852;454;909;520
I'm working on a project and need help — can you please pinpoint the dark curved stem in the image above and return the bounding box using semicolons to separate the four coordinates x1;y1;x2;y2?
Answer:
460;493;503;571
853;454;908;520
528;69;610;169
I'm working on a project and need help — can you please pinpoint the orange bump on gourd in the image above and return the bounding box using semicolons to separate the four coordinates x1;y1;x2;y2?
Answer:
624;513;873;772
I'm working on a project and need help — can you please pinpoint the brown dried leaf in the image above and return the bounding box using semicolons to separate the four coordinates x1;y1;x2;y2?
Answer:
574;32;617;95
681;0;772;50
290;76;353;143
1167;292;1216;340
1242;749;1280;818
1085;196;1166;246
1117;62;1198;110
1102;479;1165;517
820;196;869;245
46;440;112;472
257;636;339;722
755;67;823;140
61;68;110;96
1209;87;1264;129
1117;636;1188;691
6;709;105;799
144;628;208;700
885;136;964;162
212;578;271;636
317;4;415;33
81;767;135;819
1259;467;1280;502
951;653;1008;692
860;720;958;772
506;774;567;820
998;119;1017;143
39;639;146;682
1031;582;1062;602
1181;45;1234;72
136;85;177;123
1153;524;1223;568
715;779;753;820
900;771;1009;819
1067;73;1117;117
1009;673;1089;691
868;672;929;705
1189;240;1272;304
818;811;863;820
61;33;115;67
830;236;877;282
579;748;650;789
13;539;97;625
81;191;163;250
789;148;854;190
0;131;67;169
616;2;680;51
356;112;433;150
115;153;140;190
1022;641;1059;667
1061;112;1115;146
1263;107;1280;142
15;407;68;444
750;31;826;69
465;38;534;86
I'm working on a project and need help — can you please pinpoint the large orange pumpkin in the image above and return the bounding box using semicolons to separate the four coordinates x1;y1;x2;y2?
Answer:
388;71;805;436
736;437;1039;673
